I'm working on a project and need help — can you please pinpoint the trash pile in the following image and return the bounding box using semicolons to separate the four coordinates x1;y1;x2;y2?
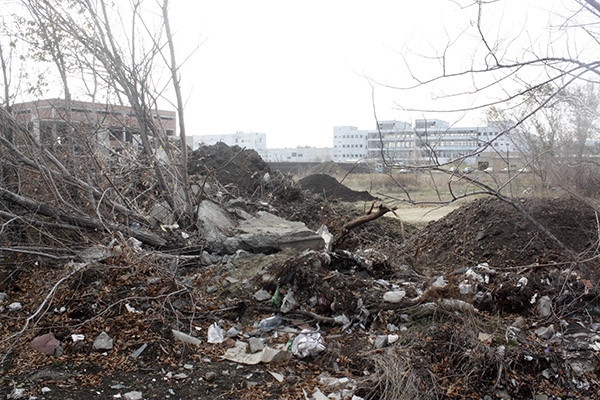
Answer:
1;143;599;399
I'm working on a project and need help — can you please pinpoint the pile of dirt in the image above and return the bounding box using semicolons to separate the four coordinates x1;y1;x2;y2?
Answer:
405;197;598;273
188;142;272;198
297;173;376;202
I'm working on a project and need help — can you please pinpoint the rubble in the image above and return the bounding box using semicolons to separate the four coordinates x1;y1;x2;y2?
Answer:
1;147;600;399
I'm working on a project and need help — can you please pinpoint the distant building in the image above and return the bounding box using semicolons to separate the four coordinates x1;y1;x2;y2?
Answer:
13;98;176;151
264;146;332;163
332;126;368;162
187;132;267;159
335;119;517;166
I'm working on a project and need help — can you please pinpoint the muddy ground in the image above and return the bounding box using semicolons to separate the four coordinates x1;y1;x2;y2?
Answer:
1;146;600;399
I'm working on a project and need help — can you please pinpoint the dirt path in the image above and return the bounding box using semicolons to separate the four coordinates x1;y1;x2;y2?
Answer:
389;203;462;224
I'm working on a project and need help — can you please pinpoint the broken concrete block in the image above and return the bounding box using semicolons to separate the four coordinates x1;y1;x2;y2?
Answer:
234;211;324;252
197;200;237;243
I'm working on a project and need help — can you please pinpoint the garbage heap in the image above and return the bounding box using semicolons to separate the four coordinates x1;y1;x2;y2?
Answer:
1;143;599;400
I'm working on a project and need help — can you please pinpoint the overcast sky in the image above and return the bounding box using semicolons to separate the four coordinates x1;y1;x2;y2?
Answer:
169;1;575;148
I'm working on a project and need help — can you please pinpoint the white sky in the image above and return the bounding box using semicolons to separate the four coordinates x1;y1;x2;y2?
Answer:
168;0;579;148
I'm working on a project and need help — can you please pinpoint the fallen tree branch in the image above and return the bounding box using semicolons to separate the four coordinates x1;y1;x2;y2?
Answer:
0;187;167;247
333;203;398;248
256;305;337;324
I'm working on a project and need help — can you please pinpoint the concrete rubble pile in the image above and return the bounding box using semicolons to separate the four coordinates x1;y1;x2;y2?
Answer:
1;143;599;399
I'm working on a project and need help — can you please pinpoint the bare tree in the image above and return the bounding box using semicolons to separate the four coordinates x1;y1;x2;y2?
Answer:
0;0;197;254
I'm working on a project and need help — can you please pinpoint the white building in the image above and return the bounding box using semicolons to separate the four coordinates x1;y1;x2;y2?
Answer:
332;126;368;162
264;147;332;163
357;119;517;165
187;132;267;159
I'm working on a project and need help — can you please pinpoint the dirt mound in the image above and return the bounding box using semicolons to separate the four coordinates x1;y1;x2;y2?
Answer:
188;142;271;198
298;174;376;202
405;197;598;273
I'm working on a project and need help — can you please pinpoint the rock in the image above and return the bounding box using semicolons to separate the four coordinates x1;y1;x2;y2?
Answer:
41;387;51;394
534;395;549;400
30;333;60;355
8;302;22;312
173;373;188;380
93;332;113;351
374;335;388;349
172;329;202;345
383;290;406;303
534;325;555;340
123;391;143;400
0;292;7;302
226;326;240;338
512;316;526;329
205;371;217;382
537;296;552;318
248;337;265;353
253;289;272;301
183;363;193;370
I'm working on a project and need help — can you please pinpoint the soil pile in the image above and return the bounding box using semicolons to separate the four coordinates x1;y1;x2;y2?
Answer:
405;197;598;273
298;173;376;202
188;142;271;198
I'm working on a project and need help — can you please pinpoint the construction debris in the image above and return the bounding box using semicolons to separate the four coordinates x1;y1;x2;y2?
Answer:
1;144;600;399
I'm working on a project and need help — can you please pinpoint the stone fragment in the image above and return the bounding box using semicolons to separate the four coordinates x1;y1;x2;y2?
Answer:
374;335;388;349
93;332;113;351
123;391;143;400
7;302;22;312
537;296;552;318
205;371;217;382
253;289;272;301
248;337;264;353
30;333;60;355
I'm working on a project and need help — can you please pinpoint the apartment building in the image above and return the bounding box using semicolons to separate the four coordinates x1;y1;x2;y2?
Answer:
332;126;368;162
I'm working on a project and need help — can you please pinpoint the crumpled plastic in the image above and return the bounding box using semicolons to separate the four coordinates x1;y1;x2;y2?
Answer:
207;322;225;344
291;329;326;358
